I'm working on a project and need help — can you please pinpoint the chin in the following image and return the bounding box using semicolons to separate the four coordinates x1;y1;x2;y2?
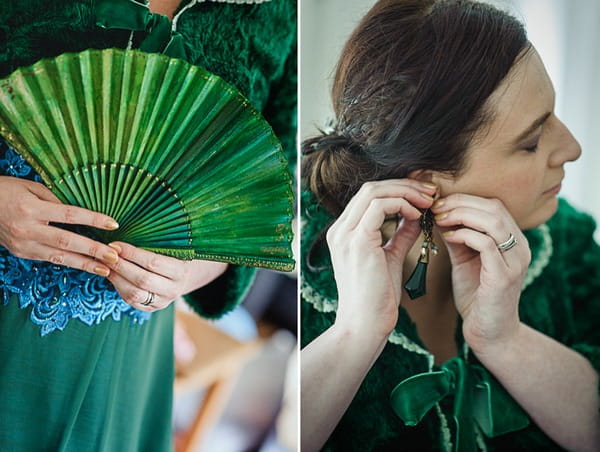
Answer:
519;197;559;231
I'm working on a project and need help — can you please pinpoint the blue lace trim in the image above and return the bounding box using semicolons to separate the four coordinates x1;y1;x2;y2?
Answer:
0;139;150;336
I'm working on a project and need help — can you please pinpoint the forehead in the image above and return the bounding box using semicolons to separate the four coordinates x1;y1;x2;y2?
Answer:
478;47;555;144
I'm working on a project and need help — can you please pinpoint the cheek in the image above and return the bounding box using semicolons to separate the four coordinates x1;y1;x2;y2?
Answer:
439;164;544;219
441;168;536;199
482;169;553;229
497;175;538;217
498;171;541;200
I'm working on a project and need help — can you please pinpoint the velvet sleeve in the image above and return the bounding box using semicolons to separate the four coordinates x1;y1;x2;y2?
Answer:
261;35;298;173
0;0;130;78
182;265;256;319
553;201;600;389
181;46;297;318
567;218;600;382
181;1;297;319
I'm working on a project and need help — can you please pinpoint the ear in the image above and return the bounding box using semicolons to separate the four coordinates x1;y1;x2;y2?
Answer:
407;169;433;184
407;169;451;196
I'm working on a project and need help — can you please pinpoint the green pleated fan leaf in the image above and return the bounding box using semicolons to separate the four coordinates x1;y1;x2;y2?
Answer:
0;49;294;271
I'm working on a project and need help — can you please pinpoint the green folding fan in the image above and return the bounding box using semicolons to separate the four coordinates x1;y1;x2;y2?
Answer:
0;48;294;271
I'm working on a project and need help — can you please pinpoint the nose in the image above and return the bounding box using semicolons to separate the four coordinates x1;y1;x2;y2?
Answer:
548;117;581;167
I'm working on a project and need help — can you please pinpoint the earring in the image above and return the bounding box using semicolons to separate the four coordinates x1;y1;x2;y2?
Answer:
403;209;438;299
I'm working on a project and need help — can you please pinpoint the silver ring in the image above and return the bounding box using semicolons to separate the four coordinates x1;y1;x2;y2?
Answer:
141;291;155;306
496;233;517;252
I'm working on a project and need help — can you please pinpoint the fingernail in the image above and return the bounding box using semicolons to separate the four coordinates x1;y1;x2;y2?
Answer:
105;219;119;230
432;199;445;210
420;192;434;201
108;243;122;254
443;230;454;237
102;251;119;264
94;266;110;277
435;213;448;221
421;182;437;190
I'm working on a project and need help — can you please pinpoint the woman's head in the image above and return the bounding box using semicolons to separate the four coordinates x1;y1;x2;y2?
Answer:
439;48;580;229
302;0;580;227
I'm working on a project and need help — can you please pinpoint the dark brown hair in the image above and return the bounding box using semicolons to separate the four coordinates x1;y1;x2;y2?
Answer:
302;0;530;216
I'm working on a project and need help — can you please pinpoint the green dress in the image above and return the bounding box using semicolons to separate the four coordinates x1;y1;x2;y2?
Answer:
0;1;296;450
301;190;600;451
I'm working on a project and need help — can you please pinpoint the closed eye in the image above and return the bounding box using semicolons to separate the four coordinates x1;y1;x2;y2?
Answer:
524;142;539;152
523;134;541;153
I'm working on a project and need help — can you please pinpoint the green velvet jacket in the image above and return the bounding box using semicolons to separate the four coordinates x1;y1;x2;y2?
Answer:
0;0;297;319
301;189;600;451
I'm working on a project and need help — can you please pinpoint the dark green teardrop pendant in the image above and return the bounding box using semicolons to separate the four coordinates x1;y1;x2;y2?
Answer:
404;259;428;299
404;209;437;300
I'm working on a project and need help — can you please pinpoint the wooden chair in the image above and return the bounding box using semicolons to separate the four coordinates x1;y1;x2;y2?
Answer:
174;310;273;452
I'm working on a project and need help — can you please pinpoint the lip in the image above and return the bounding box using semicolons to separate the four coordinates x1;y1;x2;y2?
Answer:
543;182;562;195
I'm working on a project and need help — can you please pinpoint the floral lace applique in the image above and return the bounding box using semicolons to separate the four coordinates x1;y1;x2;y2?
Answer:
0;146;33;178
0;139;150;336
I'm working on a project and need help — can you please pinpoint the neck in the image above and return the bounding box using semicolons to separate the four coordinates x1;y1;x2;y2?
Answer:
401;228;459;364
148;0;183;19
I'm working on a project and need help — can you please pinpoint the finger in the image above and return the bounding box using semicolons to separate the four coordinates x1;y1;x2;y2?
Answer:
342;179;436;223
107;271;166;312
26;180;62;204
40;225;120;265
442;228;508;275
108;241;180;280
385;216;422;258
107;253;173;295
40;202;119;230
358;197;422;234
27;243;111;277
340;179;435;228
431;193;507;216
434;207;510;243
433;203;524;267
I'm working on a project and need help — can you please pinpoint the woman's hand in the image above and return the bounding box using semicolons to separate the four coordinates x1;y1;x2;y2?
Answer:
0;176;121;276
302;179;435;451
434;194;600;451
105;241;228;311
327;179;436;339
431;194;531;352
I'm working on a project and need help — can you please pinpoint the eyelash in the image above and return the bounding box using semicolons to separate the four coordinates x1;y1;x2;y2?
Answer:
524;142;539;152
524;134;542;153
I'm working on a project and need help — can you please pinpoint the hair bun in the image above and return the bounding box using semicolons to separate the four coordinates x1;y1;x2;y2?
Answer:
302;131;375;216
302;130;360;156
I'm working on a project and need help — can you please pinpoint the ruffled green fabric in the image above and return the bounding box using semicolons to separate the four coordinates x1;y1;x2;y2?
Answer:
95;0;190;60
302;190;599;451
391;357;529;452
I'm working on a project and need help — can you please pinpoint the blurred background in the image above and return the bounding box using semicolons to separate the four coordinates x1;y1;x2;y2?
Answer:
301;0;600;232
172;260;298;452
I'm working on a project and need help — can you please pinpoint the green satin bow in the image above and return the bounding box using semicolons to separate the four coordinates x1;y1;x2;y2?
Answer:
95;0;189;61
390;357;530;451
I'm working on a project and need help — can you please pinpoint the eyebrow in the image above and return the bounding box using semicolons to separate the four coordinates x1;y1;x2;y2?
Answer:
513;111;552;144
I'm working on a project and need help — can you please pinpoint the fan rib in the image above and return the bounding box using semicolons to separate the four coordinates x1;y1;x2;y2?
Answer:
0;49;295;270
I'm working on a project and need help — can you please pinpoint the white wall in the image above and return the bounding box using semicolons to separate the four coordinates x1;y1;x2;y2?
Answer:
300;0;600;230
512;0;600;227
